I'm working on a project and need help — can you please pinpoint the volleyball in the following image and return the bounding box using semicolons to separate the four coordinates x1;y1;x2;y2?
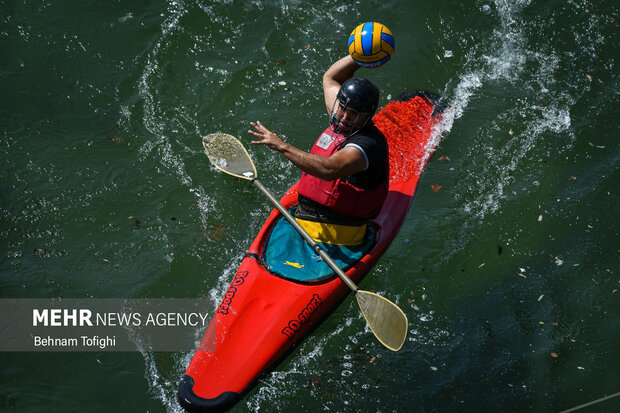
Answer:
348;22;395;68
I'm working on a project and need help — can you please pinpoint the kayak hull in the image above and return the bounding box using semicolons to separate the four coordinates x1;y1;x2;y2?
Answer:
179;93;442;412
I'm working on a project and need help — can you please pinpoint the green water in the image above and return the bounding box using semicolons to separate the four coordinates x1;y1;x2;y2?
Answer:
1;0;618;412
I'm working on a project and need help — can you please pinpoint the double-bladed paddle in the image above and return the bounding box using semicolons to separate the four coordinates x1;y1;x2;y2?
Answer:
202;132;408;351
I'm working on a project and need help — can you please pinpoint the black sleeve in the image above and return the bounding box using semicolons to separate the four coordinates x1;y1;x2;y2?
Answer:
345;133;381;171
341;127;388;190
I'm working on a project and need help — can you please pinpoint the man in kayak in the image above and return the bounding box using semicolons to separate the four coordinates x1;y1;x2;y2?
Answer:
249;55;388;246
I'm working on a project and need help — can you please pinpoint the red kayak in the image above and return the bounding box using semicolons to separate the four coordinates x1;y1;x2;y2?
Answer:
178;91;443;412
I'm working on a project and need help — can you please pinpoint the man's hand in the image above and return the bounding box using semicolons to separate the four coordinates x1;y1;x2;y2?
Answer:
249;119;365;181
249;121;287;152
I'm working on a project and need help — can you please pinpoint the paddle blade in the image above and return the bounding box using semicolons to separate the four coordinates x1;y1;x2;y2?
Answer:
203;133;257;180
356;290;408;351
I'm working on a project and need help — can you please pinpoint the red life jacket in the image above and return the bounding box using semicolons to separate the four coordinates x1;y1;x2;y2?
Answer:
297;125;388;219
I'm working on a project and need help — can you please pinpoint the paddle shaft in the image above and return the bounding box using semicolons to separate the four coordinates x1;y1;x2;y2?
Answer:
252;178;359;293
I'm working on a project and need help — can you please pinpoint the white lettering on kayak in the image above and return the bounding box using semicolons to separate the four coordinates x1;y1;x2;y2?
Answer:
281;294;322;339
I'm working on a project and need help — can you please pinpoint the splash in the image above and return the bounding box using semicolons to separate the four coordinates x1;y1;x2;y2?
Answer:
433;0;606;252
137;0;195;188
373;96;438;185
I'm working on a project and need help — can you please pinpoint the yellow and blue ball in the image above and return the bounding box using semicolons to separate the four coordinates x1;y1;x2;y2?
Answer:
348;22;395;69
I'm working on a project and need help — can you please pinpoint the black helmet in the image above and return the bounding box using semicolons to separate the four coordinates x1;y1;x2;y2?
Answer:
330;78;380;136
336;77;380;116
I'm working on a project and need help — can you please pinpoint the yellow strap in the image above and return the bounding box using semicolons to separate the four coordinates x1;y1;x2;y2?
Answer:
295;218;367;246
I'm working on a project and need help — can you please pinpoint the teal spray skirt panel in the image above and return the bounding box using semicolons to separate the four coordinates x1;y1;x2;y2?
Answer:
263;212;376;283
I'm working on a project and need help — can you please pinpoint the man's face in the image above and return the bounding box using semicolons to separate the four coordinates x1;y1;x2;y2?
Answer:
334;102;369;133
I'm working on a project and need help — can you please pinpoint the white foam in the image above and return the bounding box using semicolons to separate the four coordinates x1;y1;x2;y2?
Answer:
422;0;602;265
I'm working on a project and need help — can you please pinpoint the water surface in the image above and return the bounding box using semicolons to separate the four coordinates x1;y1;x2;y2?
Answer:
1;0;618;412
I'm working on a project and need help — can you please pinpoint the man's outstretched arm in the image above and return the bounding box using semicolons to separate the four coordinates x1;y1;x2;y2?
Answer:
248;121;366;181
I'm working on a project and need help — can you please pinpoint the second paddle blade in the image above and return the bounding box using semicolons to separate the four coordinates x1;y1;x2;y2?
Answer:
356;290;408;351
203;133;257;180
